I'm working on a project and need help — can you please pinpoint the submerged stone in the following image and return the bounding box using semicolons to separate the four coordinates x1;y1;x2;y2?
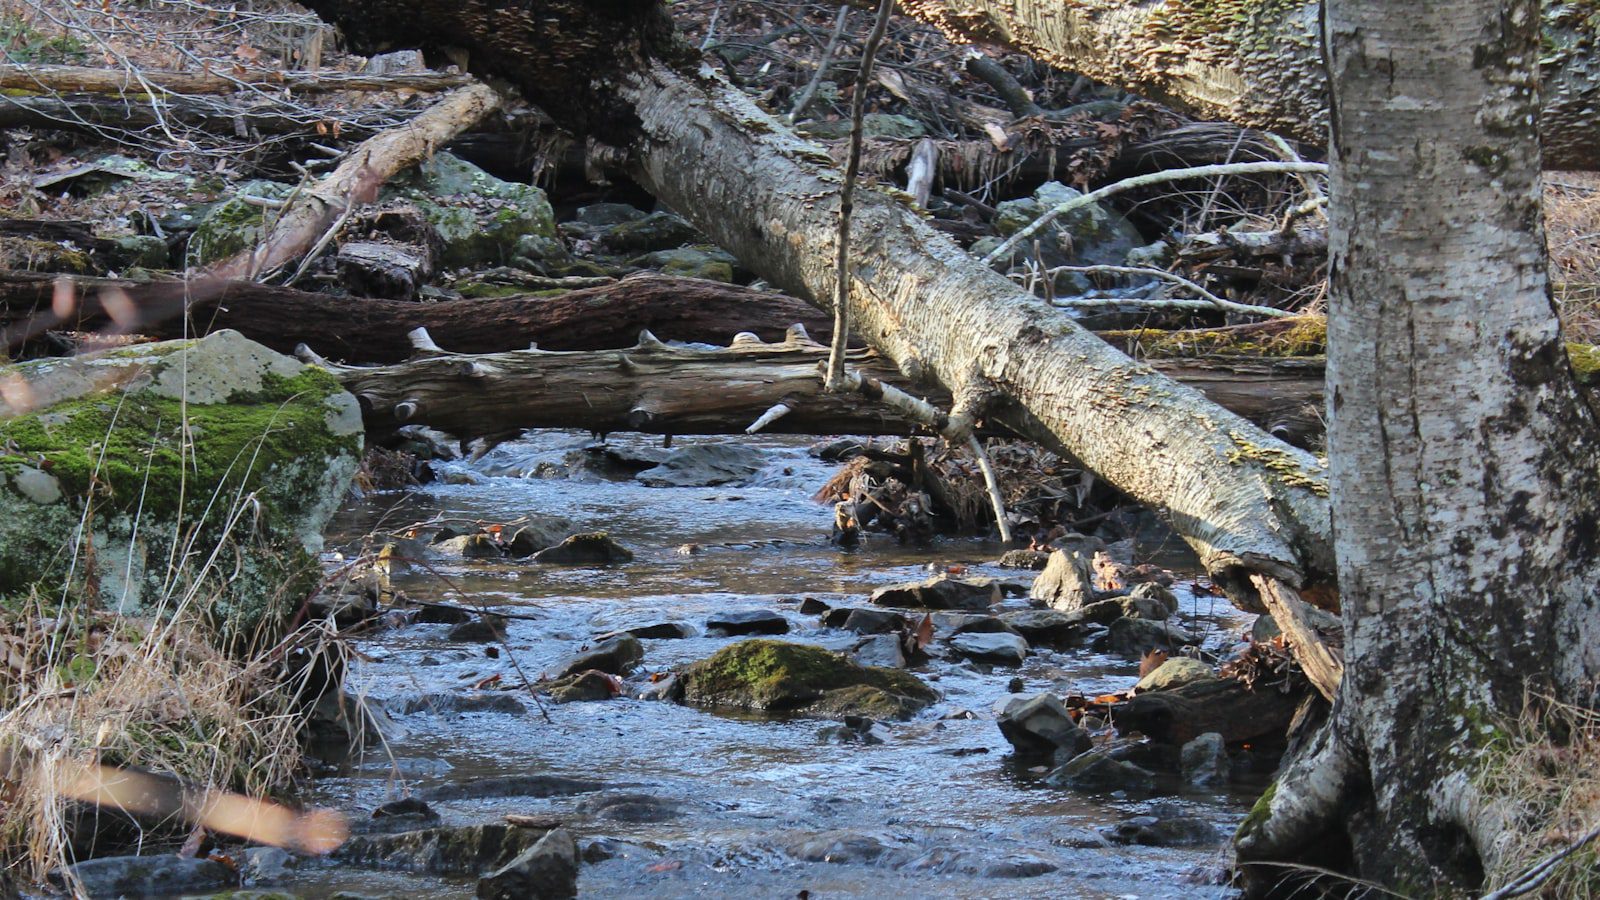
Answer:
476;827;578;899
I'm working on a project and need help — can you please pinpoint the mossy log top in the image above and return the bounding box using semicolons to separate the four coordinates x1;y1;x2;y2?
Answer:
678;639;939;720
0;330;362;642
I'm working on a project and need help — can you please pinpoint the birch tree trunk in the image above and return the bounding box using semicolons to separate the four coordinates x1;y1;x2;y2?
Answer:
1234;0;1600;891
878;0;1600;171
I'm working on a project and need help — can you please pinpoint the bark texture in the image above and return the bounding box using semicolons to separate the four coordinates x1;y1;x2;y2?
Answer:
877;0;1600;171
1236;0;1600;891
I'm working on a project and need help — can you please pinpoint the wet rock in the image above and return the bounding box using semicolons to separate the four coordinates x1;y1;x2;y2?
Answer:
1076;598;1129;625
1102;812;1222;848
809;437;866;461
851;634;906;669
1135;657;1218;693
951;615;1021;636
413;604;473;625
1045;749;1156;792
799;596;831;615
53;855;236;896
677;639;938;720
532;532;633;565
435;532;504;559
372;797;440;826
575;793;685;823
1118;594;1172;621
1029;550;1097;613
1000;609;1084;648
1129;581;1180;615
1098;617;1197;658
948;631;1028;666
551;635;644;678
783;830;898;864
574;202;647;228
839;608;907;634
997;694;1094;759
636;442;767;487
705;610;790;636
504;518;579;557
337;823;550;875
973;853;1060;878
240;846;297;884
998;549;1051;570
595;622;693;640
422;775;608;802
396;691;527;716
597;210;701;254
447;615;508;643
1180;732;1231;786
869;574;998;611
635;673;681;702
547;670;619;703
476;827;578;900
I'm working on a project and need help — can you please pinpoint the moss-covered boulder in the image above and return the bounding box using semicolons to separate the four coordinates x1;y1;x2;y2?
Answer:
677;639;938;720
391;152;561;269
186;180;296;266
980;181;1145;293
0;330;363;642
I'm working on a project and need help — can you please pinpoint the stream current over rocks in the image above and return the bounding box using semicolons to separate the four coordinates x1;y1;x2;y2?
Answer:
297;430;1257;898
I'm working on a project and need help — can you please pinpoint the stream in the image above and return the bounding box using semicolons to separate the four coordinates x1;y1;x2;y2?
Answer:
288;430;1256;898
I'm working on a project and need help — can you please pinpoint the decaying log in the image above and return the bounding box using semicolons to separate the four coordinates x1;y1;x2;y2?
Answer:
209;82;501;280
0;92;403;139
1251;575;1344;701
0;271;832;362
304;325;973;439
336;242;431;300
1114;677;1304;746
0;64;473;96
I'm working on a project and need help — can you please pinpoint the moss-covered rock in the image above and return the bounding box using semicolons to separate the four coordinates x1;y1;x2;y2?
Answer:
629;246;737;282
391;153;560;269
677;639;938;720
0;330;363;643
796;113;927;140
982;181;1145;293
596;210;701;255
187;180;296;265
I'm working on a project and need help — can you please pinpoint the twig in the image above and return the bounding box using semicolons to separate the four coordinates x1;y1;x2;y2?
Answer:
981;160;1329;266
787;6;849;123
1481;820;1600;900
825;0;894;391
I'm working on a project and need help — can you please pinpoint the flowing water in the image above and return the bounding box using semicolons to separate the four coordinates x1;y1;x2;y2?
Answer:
288;430;1257;898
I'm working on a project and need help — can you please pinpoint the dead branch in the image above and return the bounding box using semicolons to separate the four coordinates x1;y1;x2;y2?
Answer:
0;64;472;96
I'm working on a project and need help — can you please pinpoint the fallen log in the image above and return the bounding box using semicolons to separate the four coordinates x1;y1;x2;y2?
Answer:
0;64;473;96
0;271;831;362
301;324;1326;444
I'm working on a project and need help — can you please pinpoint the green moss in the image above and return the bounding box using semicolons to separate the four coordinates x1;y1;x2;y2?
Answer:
1236;779;1277;841
1567;342;1600;385
680;639;937;719
1226;429;1330;496
1111;316;1327;359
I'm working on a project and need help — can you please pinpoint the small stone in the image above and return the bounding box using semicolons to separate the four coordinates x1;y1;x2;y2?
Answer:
1102;811;1222;848
947;631;1028;666
550;635;644;678
12;466;62;505
996;694;1093;759
869;574;998;611
532;532;633;565
705;610;789;635
435;532;505;559
595;622;693;640
1098;617;1197;659
53;856;235;897
1251;613;1283;642
1045;749;1156;792
998;548;1051;569
447;615;508;643
1180;732;1231;786
1135;657;1218;693
574;793;685;823
852;633;907;668
1118;595;1172;621
373;797;439;822
1130;581;1179;615
799;597;831;615
397;691;527;716
840;608;907;634
240;846;297;884
548;670;618;703
1000;609;1084;648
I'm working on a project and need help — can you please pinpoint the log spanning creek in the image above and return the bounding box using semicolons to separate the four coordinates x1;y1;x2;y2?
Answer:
293;430;1261;898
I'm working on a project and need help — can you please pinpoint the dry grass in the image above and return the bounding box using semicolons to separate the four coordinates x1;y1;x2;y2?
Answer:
1477;697;1600;897
1547;172;1600;344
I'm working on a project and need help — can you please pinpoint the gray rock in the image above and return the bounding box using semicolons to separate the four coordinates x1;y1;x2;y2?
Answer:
783;830;898;864
1102;812;1222;848
1076;598;1130;625
797;113;926;140
240;846;297;884
852;633;907;668
996;694;1093;758
1180;732;1231;786
869;574;999;611
435;533;504;559
575;793;685;823
504;518;579;557
574;202;647;227
706;609;790;635
1251;613;1282;642
990;181;1145;293
1099;617;1197;658
1135;657;1218;693
1118;594;1173;621
1045;749;1156;792
0;330;361;639
951;615;1021;636
188;179;295;264
595;622;694;640
947;631;1028;666
1129;581;1180;615
53;855;235;897
998;549;1051;570
532;533;633;565
999;609;1083;648
636;442;767;487
840;608;907;634
392;153;559;268
598;210;700;254
422;775;608;802
397;691;528;716
338;823;550;876
677;640;938;720
630;246;737;282
412;604;473;625
551;635;644;678
547;670;618;703
1030;550;1097;613
447;615;508;643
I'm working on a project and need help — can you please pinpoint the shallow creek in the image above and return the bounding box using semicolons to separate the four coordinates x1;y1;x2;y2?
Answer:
290;430;1256;898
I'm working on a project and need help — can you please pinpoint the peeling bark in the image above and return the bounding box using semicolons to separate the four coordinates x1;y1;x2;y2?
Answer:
873;0;1600;171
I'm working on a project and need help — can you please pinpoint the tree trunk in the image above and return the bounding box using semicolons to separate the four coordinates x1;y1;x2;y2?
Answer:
1235;0;1600;892
298;0;1335;604
875;0;1600;171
